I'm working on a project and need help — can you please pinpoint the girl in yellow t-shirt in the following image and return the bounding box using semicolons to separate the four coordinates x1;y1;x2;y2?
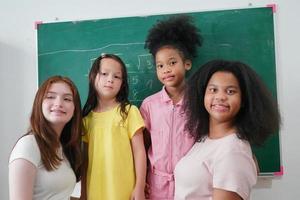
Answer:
80;53;146;200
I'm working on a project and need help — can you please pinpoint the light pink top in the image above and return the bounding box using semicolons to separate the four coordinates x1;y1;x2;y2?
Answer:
140;87;194;199
174;134;257;200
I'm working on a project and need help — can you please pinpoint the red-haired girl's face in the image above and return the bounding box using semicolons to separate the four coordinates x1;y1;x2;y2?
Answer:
42;81;75;134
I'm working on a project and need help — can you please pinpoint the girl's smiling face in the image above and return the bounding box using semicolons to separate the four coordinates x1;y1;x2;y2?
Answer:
42;82;75;134
204;71;241;125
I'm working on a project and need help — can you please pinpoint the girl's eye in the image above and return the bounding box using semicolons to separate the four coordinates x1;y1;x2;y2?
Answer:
100;72;107;76
64;97;73;102
156;64;163;69
45;95;55;99
169;60;177;66
227;89;236;95
114;75;122;79
208;88;216;93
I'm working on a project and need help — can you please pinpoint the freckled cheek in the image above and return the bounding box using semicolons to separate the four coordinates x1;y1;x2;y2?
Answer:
204;95;211;109
233;97;242;109
156;70;161;78
117;83;122;91
94;76;103;87
41;107;46;116
235;104;242;113
41;102;49;112
94;79;100;87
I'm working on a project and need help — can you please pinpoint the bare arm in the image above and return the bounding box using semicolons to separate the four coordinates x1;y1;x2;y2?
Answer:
131;128;147;200
79;143;88;200
213;188;242;200
9;159;37;200
252;154;260;175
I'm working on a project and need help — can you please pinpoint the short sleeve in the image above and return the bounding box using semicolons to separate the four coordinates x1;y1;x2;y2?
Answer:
82;118;89;143
126;105;145;138
213;151;257;200
139;100;150;130
9;135;40;167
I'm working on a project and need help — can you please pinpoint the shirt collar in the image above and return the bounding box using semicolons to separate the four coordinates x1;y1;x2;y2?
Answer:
161;86;184;106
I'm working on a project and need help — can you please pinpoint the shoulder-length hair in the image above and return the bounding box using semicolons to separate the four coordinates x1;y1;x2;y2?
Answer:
184;59;281;146
82;53;131;121
29;76;82;180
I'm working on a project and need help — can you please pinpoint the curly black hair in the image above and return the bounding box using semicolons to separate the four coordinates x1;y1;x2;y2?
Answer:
184;59;281;146
145;15;203;60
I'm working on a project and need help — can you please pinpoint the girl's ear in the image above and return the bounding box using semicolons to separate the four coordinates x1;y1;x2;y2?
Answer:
184;59;192;71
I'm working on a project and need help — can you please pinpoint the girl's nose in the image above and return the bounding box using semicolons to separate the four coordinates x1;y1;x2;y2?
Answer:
215;92;227;101
107;75;114;83
163;65;171;73
54;97;63;107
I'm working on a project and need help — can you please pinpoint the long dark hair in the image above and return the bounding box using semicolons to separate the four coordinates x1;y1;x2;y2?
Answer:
184;59;281;146
82;53;131;121
29;76;82;180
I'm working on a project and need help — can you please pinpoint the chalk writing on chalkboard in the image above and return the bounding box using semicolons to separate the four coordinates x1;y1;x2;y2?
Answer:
38;42;160;105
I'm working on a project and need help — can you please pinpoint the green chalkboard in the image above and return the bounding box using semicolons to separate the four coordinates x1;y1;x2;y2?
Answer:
38;7;280;174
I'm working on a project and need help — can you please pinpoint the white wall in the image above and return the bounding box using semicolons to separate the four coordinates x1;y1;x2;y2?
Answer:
1;0;299;199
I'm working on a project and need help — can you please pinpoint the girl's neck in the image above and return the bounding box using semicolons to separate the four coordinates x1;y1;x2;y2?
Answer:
94;98;119;112
51;124;64;139
208;120;236;139
165;83;185;104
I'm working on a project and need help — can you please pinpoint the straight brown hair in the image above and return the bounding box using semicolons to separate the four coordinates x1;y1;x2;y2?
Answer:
29;76;82;180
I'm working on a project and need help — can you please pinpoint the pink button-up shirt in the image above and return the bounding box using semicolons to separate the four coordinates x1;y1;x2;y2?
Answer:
140;87;195;200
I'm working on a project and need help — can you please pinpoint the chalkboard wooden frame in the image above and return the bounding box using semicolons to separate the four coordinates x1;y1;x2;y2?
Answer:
37;6;280;174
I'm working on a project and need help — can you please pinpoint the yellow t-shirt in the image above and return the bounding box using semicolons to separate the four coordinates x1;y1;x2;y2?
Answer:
82;105;144;200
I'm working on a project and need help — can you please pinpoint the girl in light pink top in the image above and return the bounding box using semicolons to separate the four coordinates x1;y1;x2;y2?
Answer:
140;15;203;199
175;60;281;200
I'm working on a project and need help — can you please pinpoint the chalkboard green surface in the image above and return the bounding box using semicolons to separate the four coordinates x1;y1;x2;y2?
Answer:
38;7;280;174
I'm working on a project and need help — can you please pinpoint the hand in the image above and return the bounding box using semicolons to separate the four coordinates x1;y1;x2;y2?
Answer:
131;186;145;200
144;183;150;199
77;196;86;200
